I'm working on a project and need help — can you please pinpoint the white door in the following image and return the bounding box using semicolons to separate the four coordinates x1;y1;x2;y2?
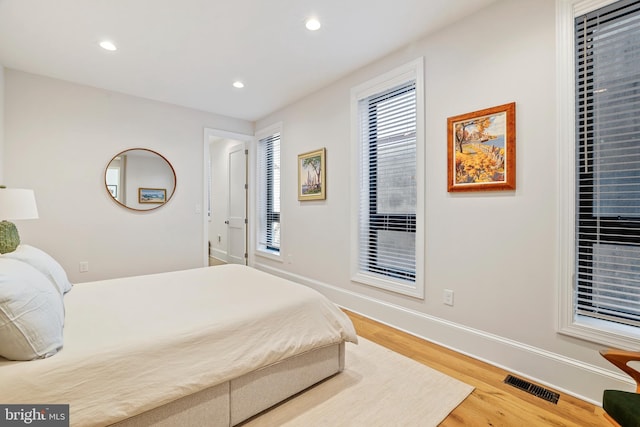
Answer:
226;145;247;265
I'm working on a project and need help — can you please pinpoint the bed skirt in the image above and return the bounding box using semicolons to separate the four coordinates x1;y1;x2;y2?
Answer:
109;342;345;427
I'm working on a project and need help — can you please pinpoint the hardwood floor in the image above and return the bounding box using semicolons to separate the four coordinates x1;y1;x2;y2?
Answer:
344;310;608;427
208;256;226;266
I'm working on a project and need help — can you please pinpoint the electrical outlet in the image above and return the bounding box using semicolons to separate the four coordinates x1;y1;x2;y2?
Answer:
79;261;89;273
443;289;454;306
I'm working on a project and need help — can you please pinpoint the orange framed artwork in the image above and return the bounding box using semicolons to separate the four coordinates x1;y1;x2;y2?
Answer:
447;102;516;192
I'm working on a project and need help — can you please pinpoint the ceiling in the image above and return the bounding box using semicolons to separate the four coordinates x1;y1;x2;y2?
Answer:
0;0;497;122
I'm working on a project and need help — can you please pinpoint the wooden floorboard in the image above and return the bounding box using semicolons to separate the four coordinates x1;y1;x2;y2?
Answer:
344;310;608;427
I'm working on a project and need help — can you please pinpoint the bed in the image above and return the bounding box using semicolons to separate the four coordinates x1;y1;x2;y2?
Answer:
0;253;358;427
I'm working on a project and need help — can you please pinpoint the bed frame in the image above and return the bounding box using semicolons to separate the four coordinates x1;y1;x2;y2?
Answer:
110;342;345;427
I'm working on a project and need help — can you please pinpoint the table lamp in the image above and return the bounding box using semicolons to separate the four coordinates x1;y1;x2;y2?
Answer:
0;186;39;254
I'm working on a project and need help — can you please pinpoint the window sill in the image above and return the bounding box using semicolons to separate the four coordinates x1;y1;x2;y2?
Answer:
352;272;424;299
559;315;640;351
255;248;282;263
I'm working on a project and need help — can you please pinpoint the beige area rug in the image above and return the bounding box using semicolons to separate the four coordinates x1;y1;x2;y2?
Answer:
243;337;474;426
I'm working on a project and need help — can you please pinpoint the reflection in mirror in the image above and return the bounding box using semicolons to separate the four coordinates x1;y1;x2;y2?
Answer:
105;149;176;211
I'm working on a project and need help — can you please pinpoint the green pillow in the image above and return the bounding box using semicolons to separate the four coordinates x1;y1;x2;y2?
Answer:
0;221;20;254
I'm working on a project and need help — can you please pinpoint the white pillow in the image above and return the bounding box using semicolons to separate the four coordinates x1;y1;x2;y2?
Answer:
3;245;72;295
0;258;65;360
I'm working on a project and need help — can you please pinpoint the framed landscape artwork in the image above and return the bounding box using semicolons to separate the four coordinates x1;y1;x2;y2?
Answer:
138;188;167;204
298;148;326;201
447;102;516;192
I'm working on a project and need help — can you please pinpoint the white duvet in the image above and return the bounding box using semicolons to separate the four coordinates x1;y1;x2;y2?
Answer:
0;265;357;426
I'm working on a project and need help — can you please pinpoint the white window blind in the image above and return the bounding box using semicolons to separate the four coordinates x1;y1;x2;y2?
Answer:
356;80;417;285
257;132;281;254
575;0;640;327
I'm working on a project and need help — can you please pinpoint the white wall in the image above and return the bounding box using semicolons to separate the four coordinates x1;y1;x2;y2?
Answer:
254;0;628;403
3;69;253;283
0;65;4;183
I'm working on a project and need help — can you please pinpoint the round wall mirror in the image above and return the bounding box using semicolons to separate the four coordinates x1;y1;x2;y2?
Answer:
105;148;176;211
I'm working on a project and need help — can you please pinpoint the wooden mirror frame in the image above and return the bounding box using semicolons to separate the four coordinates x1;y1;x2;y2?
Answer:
104;148;177;211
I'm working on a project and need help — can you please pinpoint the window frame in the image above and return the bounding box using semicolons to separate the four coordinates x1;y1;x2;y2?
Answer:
255;124;282;261
350;58;425;298
558;0;640;349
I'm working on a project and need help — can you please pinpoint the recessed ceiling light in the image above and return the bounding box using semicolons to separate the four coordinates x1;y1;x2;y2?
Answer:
233;81;245;89
99;40;117;51
305;18;321;31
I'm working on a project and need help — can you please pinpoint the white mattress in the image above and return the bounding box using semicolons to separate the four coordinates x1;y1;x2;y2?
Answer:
0;265;357;426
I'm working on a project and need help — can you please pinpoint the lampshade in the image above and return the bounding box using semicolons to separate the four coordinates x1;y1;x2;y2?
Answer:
0;188;39;219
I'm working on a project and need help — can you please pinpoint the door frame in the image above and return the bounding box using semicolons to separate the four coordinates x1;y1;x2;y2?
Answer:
203;128;253;267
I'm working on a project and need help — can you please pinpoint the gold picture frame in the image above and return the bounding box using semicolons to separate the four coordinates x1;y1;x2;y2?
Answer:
447;102;516;192
297;148;326;201
138;188;167;204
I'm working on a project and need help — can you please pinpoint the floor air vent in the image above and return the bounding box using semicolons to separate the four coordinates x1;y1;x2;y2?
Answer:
504;375;560;404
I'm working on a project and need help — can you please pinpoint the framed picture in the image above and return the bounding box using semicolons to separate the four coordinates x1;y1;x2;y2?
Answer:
298;148;326;201
447;102;516;192
107;185;117;198
138;188;167;204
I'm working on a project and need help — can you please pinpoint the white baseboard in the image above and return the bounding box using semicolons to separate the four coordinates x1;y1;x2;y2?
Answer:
254;262;632;405
209;248;227;261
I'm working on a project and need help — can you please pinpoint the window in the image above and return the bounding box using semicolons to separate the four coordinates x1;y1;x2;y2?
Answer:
575;0;640;326
351;59;424;298
559;0;640;347
256;128;281;256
